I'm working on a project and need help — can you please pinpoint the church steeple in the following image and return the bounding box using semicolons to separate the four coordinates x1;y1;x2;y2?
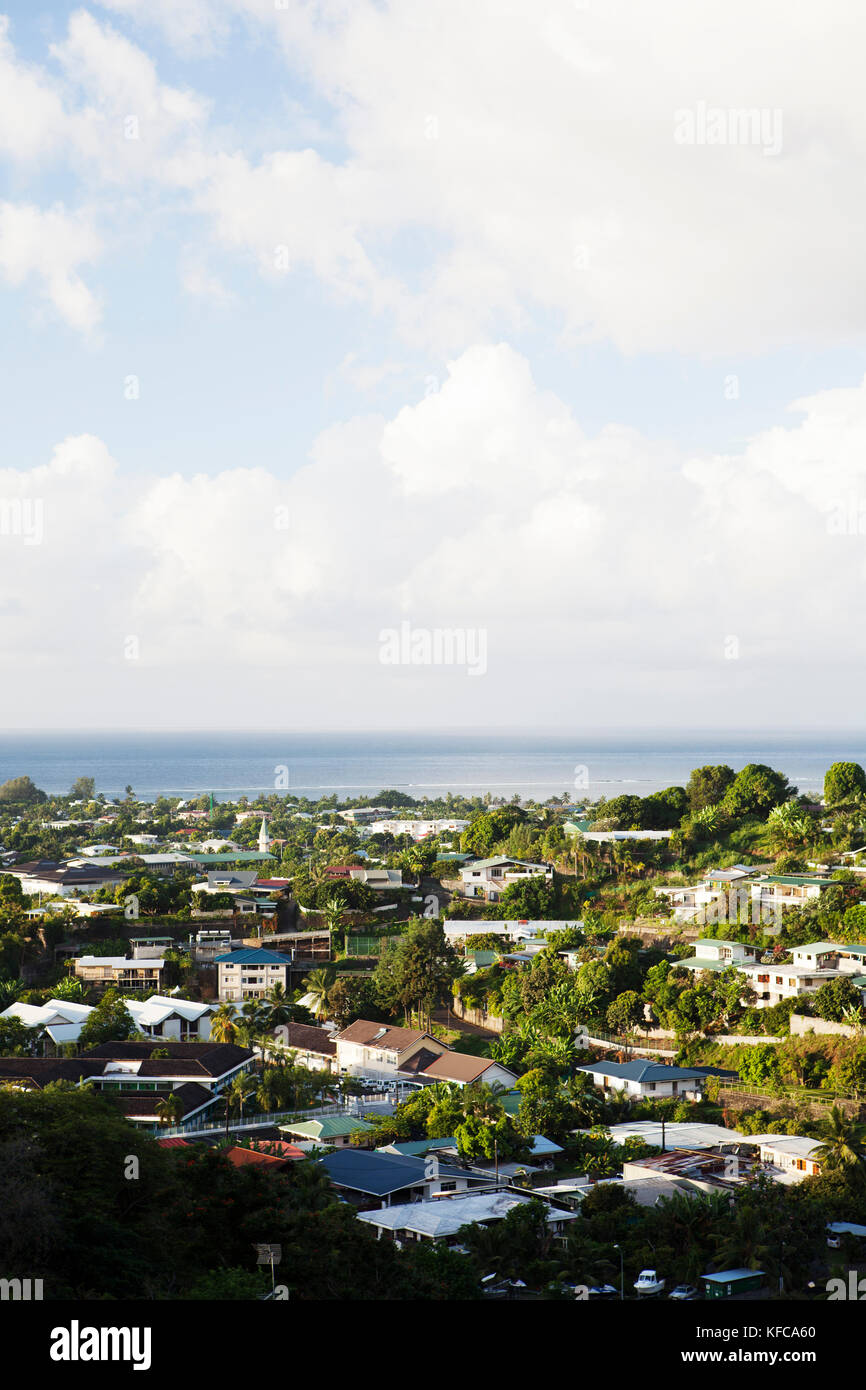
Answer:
258;815;270;853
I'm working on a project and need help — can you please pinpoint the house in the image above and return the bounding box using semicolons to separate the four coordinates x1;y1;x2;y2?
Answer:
334;1020;449;1080
187;929;234;966
277;1115;377;1148
269;1021;337;1072
323;866;403;891
317;1148;486;1205
444;920;581;946
738;962;844;1008
459;858;553;903
1;998;94;1048
675;938;763;974
124;996;214;1042
192;870;259;896
74;955;166;993
404;1052;518;1090
7;861;124;897
367;819;470;841
749;874;835;911
0;1039;253;1127
791;941;866;974
215;948;290;1002
702;1269;765;1300
223;1145;297;1171
751;1134;822;1182
575;1060;724;1100
76;843;120;856
1;994;213;1046
357;1189;579;1247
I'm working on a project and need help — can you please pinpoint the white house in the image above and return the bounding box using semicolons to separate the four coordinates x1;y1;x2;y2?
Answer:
738;962;844;1008
444;919;580;946
368;819;470;841
752;1134;822;1182
357;1190;579;1246
334;1020;448;1080
459;857;553;902
215;948;289;1002
675;938;763;975
575;1060;715;1100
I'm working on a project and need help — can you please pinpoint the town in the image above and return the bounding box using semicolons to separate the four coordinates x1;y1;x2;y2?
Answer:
1;759;866;1301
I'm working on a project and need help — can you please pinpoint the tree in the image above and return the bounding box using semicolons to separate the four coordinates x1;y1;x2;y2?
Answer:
606;990;645;1037
813;1105;866;1173
373;918;460;1026
303;965;338;1020
686;765;735;814
812;976;863;1024
154;1092;184;1127
78;990;136;1047
69;777;96;801
825;762;866;806
722;764;793;820
209;1003;238;1044
0;776;46;805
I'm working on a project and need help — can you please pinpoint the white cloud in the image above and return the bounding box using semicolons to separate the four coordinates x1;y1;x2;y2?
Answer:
0;202;103;331
3;346;866;727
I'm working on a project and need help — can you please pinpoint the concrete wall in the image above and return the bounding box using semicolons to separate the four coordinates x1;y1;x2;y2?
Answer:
790;1012;859;1039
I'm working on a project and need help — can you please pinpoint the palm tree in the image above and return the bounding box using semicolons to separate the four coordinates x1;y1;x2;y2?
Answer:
813;1105;866;1173
711;1204;773;1272
223;1074;258;1136
209;1003;238;1045
303;964;338;1020
154;1091;184;1127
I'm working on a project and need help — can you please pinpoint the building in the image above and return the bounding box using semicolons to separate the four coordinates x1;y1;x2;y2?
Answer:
575;1060;724;1100
459;858;553;903
357;1189;579;1247
749;874;836;912
256;817;270;854
702;1269;765;1300
0;1039;253;1127
404;1052;518;1089
215;948;289;1002
323;866;403;890
444;920;581;946
751;1134;822;1182
672;938;763;975
367;819;470;841
317;1148;486;1205
334;1020;449;1080
278;1115;377;1148
738;961;844;1008
7;861;124;897
73;955;166;993
192;870;259;896
269;1021;337;1072
187;929;234;966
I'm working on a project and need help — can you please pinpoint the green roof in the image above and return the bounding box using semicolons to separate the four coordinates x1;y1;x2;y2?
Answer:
500;1090;521;1116
696;939;755;950
189;852;276;863
762;875;832;886
279;1115;375;1140
794;941;848;955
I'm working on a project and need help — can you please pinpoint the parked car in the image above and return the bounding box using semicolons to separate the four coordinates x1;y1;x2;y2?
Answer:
669;1284;699;1301
634;1270;665;1295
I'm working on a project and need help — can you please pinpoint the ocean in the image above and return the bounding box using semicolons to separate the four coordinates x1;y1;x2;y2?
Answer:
0;731;862;803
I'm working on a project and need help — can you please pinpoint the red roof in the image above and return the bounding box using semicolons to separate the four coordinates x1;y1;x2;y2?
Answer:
157;1137;191;1148
225;1145;295;1169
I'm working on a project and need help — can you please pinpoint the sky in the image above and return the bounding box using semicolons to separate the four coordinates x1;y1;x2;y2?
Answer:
1;0;866;731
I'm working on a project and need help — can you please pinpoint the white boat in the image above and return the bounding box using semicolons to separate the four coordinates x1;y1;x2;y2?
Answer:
634;1269;666;1295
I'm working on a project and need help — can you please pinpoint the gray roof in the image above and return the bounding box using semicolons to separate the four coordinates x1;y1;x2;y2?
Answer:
319;1148;469;1196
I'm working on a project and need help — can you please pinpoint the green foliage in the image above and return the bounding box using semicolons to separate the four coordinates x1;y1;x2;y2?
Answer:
77;988;136;1047
824;762;866;806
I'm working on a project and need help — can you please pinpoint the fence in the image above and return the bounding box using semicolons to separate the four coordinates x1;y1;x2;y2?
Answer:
152;1094;392;1140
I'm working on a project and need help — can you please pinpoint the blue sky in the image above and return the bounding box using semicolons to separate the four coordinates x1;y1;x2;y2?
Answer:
1;0;866;731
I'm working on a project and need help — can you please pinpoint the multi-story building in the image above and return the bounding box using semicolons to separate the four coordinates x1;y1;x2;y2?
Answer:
215;947;289;1002
74;955;166;993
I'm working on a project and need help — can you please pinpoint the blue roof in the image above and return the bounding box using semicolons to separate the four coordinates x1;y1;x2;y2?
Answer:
319;1148;467;1196
378;1137;458;1157
213;948;289;965
529;1135;563;1156
576;1061;713;1083
702;1269;764;1284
